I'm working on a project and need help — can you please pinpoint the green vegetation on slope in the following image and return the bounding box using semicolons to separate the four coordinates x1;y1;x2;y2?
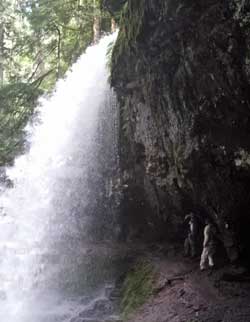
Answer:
121;259;154;320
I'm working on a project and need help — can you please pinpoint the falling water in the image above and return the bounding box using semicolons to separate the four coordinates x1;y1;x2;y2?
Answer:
0;33;122;322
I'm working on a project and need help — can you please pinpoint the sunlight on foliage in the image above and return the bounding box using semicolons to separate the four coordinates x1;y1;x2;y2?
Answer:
0;0;118;165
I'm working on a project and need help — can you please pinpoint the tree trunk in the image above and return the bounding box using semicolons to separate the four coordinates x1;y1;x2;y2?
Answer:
93;0;101;43
0;23;4;86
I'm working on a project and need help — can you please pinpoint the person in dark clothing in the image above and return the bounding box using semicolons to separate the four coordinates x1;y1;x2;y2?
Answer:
184;213;199;258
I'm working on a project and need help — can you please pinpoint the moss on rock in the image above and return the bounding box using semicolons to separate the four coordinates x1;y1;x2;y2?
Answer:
111;0;145;79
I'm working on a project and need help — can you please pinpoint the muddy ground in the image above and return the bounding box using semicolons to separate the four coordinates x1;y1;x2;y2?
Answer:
127;246;250;322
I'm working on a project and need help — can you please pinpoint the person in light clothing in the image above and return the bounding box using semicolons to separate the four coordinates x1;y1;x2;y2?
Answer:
200;218;217;270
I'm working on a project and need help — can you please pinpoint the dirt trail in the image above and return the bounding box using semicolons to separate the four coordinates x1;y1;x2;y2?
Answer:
127;249;250;322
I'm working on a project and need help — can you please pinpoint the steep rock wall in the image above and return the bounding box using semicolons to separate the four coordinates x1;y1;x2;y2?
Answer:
111;0;250;263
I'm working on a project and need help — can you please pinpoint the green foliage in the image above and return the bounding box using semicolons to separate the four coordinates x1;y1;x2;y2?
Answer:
17;0;99;83
121;259;154;320
111;0;144;72
0;82;42;165
0;0;113;166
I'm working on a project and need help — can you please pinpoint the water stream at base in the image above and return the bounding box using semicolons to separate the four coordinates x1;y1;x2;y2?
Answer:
0;33;123;322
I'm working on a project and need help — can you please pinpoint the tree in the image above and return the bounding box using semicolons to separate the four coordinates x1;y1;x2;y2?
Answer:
0;23;4;85
93;0;101;43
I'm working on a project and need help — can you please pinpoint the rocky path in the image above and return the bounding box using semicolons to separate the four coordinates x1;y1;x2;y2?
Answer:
127;248;250;322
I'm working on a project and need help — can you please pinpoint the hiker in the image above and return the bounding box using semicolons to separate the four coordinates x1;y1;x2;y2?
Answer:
184;213;199;258
223;220;240;265
200;218;217;270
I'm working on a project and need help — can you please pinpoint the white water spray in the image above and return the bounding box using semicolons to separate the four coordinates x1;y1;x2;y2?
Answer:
0;33;119;322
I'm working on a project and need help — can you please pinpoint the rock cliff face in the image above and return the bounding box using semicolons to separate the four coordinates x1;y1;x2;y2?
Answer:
111;0;250;263
101;0;126;15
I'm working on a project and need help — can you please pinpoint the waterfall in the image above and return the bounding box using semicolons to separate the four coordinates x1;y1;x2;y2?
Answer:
0;33;121;322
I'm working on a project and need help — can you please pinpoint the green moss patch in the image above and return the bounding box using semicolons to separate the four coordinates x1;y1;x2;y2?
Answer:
121;259;154;320
111;0;145;71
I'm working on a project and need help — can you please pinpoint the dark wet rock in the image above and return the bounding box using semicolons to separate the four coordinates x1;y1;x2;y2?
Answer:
222;302;250;322
71;292;122;322
111;0;250;264
79;298;113;317
70;318;102;322
70;316;121;322
78;296;93;305
79;316;121;322
101;0;126;15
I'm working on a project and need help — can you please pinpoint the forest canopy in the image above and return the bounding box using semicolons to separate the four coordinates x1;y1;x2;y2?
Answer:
0;0;120;166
